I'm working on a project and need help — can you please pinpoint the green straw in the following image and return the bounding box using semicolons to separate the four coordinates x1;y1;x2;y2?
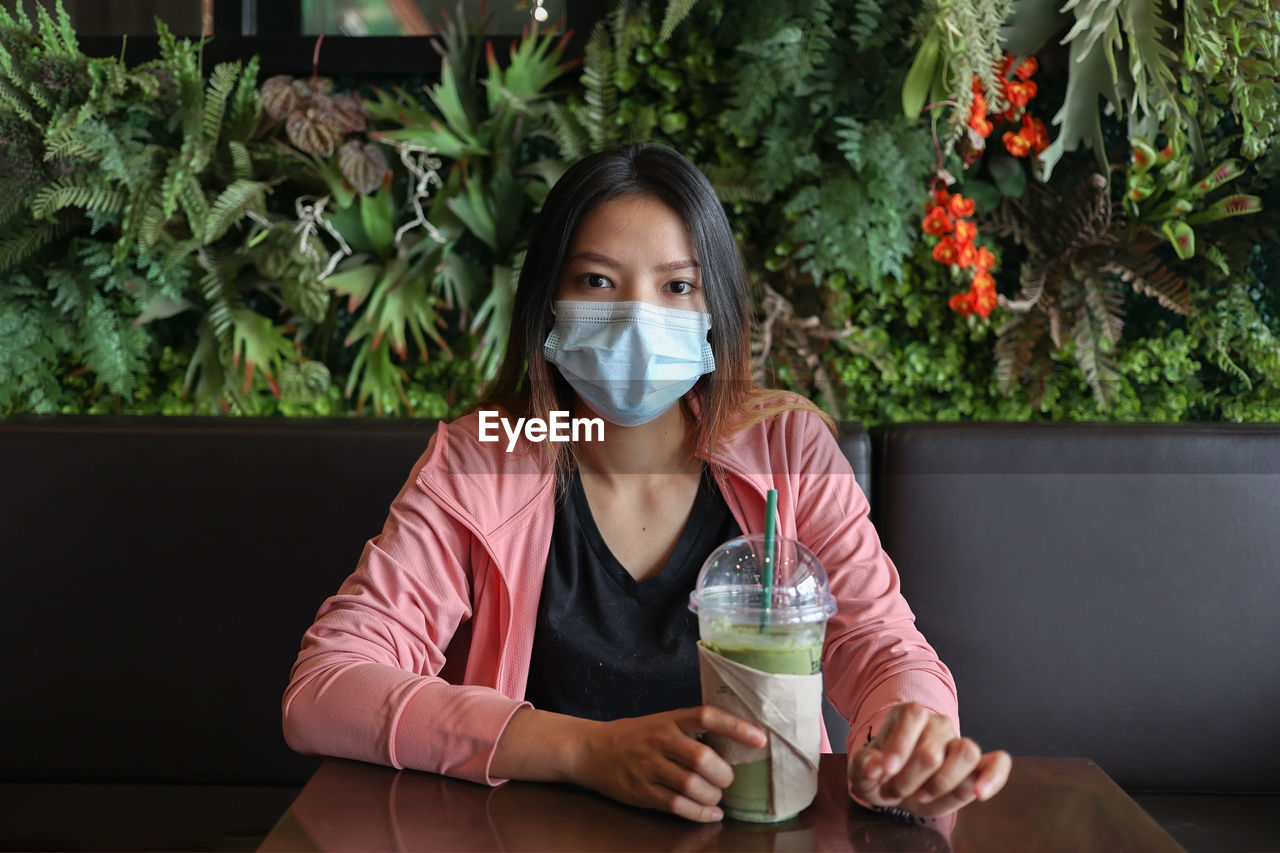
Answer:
761;488;778;627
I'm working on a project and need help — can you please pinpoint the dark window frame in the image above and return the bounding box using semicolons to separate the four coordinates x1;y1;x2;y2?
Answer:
77;0;601;75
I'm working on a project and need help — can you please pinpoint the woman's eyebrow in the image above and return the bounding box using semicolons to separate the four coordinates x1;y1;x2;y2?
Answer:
567;251;700;273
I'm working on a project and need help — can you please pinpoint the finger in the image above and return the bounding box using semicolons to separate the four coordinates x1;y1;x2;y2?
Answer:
846;747;888;800
652;782;724;823
879;715;952;802
973;750;1012;801
654;754;725;808
874;703;933;778
904;770;979;818
913;737;983;804
678;706;767;750
906;750;1011;817
664;733;735;790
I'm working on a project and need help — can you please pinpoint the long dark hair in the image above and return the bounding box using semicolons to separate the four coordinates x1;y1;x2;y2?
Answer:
482;143;830;473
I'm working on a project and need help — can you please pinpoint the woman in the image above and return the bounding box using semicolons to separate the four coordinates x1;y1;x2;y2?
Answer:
283;143;1010;823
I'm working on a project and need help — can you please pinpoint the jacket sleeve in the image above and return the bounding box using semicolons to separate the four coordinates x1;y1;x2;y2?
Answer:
281;426;530;785
791;413;959;752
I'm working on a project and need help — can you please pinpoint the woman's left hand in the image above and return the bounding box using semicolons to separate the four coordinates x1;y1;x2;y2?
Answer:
847;702;1011;818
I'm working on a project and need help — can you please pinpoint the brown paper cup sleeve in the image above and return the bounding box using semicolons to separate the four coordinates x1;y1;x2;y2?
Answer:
698;642;824;819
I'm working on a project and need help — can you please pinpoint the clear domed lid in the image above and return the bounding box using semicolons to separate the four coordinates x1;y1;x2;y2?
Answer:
688;534;837;625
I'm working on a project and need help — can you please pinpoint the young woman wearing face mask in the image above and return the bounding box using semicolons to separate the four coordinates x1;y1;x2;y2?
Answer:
283;143;1010;823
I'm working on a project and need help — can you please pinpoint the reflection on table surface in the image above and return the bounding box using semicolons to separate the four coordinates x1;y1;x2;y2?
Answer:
259;755;1182;853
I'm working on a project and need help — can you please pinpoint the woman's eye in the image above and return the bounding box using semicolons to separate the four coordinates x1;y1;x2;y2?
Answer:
584;274;611;289
667;280;694;295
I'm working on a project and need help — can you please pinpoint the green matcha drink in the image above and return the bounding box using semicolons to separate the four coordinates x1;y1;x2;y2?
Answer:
689;534;836;824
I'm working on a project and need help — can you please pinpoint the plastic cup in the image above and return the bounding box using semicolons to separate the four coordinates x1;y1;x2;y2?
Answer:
688;534;836;823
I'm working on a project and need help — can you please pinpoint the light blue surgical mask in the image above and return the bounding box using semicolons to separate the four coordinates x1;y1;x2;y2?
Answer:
543;300;716;427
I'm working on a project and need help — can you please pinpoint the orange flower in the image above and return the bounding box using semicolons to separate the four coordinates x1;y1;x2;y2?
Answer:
1003;130;1032;158
972;271;996;292
1021;115;1049;153
955;241;979;268
970;114;994;138
946;193;976;219
932;237;961;265
949;291;975;315
973;287;998;318
922;206;953;236
1014;56;1038;81
953;218;978;244
976;246;996;271
1005;79;1037;107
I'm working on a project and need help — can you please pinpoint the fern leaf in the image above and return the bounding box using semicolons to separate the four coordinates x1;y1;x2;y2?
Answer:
227;140;253;181
544;101;591;159
0;217;73;274
0;78;37;125
162;236;203;272
178;175;210;238
203;61;240;148
224;55;262;142
658;0;700;43
127;68;161;99
43;109;94;162
137;201;168;252
31;179;126;220
198;256;237;344
79;290;148;399
0;181;26;230
995;306;1051;403
114;178;155;266
1104;255;1191;316
204;179;267;243
581;19;617;151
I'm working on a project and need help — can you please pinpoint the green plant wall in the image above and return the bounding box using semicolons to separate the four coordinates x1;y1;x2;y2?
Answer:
2;0;1279;423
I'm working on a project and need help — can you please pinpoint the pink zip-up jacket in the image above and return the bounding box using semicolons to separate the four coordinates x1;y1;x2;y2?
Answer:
283;402;958;784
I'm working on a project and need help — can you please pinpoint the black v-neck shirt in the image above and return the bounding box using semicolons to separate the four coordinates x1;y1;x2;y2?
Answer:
523;466;742;721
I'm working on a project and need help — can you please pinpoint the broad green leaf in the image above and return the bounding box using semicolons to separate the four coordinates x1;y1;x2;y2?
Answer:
902;28;940;121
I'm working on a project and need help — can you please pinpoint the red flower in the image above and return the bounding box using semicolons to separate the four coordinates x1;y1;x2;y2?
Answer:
946;193;976;219
1021;115;1049;153
949;291;975;315
972;271;996;292
955;241;979;268
933;237;961;265
1003;130;1032;158
973;288;998;318
1005;79;1037;108
1013;56;1038;81
968;93;993;137
922;206;953;236
924;189;949;212
976;246;996;271
953;218;978;244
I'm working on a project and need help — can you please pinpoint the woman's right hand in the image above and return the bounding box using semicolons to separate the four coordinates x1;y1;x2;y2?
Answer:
493;705;765;823
572;706;767;822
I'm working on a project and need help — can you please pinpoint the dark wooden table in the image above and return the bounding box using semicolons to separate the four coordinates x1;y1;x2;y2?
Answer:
258;755;1184;852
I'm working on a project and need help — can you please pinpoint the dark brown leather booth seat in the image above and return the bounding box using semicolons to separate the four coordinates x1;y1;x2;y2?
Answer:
873;422;1280;853
0;416;442;851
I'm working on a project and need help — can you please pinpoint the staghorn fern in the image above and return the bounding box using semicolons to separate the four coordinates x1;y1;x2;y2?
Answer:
984;164;1192;408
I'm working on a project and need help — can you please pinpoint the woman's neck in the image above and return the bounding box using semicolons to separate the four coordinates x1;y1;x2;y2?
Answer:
571;398;701;482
